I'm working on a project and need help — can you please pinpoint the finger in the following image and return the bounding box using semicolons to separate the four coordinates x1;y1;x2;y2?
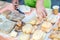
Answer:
37;11;43;18
40;10;46;18
42;11;46;18
44;9;47;16
42;9;47;18
39;17;43;22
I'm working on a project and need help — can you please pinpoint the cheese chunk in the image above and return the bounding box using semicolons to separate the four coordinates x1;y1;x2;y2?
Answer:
22;24;33;34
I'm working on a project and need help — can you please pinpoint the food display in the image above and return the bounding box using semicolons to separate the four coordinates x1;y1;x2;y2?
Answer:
0;2;60;40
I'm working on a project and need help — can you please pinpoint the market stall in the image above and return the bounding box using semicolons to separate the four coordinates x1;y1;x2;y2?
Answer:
0;1;60;40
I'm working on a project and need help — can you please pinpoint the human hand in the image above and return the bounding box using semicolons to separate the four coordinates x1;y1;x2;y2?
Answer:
0;3;15;13
36;6;47;21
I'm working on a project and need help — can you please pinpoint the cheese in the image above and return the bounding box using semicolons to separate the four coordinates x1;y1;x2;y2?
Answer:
20;33;30;40
41;21;52;32
22;24;33;34
10;31;17;37
31;30;46;40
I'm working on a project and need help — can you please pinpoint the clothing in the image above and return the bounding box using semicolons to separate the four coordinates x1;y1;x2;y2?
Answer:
1;0;60;11
0;0;51;8
24;0;51;8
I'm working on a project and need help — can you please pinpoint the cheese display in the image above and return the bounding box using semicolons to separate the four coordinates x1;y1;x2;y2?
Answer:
0;3;60;40
41;21;52;32
20;33;30;40
31;30;46;40
22;24;33;34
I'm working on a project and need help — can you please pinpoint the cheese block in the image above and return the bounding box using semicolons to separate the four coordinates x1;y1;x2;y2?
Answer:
22;24;33;34
20;33;30;40
31;30;46;40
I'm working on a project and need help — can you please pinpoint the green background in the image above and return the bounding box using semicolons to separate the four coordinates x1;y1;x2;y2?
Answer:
24;0;51;8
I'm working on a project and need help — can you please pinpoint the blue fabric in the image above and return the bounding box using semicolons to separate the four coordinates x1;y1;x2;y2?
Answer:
51;0;60;12
5;0;12;3
6;0;24;5
19;0;24;5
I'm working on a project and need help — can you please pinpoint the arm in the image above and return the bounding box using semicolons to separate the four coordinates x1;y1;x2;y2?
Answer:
36;0;47;20
0;3;15;13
